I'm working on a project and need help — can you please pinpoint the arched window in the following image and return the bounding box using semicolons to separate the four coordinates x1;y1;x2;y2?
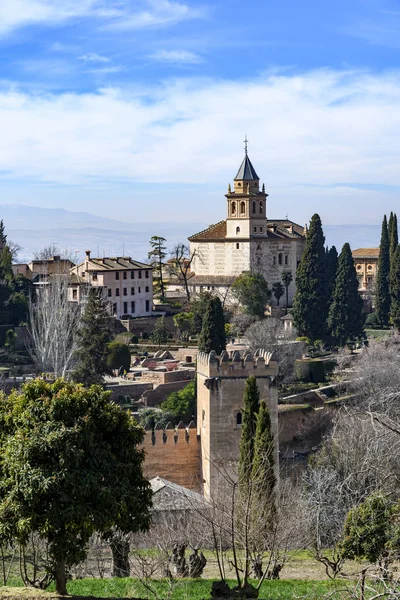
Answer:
236;226;240;234
236;412;242;426
231;201;236;216
252;201;256;214
240;201;246;215
259;201;263;214
278;253;283;265
236;243;240;250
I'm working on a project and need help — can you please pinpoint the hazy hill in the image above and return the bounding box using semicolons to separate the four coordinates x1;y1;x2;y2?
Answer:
0;204;381;263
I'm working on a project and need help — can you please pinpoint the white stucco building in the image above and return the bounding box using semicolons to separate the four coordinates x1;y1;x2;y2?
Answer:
70;252;153;318
188;149;307;306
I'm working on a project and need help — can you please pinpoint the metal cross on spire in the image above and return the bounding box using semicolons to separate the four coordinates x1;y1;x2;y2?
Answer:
244;134;248;154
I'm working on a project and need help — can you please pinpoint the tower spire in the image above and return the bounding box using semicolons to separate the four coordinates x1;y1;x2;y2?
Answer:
244;134;248;155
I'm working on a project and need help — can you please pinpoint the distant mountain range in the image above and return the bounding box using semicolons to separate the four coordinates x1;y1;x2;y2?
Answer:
0;204;381;264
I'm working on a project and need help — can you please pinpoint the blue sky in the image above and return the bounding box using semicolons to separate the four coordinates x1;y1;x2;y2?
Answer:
1;0;400;226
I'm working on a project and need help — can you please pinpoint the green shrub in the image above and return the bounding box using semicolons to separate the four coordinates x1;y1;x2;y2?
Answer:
161;381;196;423
295;359;326;383
106;341;131;372
365;312;379;329
131;334;139;344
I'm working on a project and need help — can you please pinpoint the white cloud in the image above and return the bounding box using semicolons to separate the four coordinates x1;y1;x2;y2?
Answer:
150;49;203;64
79;53;110;63
2;69;400;223
0;0;203;35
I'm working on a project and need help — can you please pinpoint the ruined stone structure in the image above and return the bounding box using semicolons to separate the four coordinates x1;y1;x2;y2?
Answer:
187;147;307;306
196;349;279;498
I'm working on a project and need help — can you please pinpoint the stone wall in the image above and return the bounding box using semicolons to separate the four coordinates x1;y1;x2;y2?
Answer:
142;380;193;407
106;382;153;401
141;369;194;385
142;427;201;491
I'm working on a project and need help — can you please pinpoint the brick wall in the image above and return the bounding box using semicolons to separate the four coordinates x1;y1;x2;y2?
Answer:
142;427;201;491
142;380;193;407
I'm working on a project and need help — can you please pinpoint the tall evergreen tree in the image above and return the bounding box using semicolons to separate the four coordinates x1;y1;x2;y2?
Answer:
388;212;394;250
326;245;338;304
198;296;226;354
390;245;400;330
238;376;260;484
251;400;276;517
375;215;391;326
148;236;167;301
389;213;398;292
292;214;328;342
327;243;364;346
73;290;113;386
281;270;293;314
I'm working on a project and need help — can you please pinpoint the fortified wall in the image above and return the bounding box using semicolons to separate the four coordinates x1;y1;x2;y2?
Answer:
196;349;279;498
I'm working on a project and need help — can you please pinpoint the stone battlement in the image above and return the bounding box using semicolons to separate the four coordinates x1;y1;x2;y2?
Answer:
144;421;197;445
196;349;278;378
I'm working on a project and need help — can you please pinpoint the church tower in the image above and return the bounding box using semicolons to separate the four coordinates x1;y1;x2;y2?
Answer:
226;140;268;239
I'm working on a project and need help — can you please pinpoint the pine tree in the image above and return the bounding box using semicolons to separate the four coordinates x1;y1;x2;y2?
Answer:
292;214;328;342
390;245;400;330
326;245;338;304
73;290;113;386
375;215;391;326
327;243;364;346
198;296;226;354
148;236;167;301
238;376;260;484
251;400;276;518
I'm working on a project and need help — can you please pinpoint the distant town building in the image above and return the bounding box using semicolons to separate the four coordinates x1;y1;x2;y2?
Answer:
352;248;379;296
187;147;307;305
12;255;74;285
70;251;153;319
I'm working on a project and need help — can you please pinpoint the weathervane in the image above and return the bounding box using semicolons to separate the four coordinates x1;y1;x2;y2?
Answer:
244;134;248;154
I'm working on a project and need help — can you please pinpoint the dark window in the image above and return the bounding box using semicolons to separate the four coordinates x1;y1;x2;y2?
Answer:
146;300;150;312
138;287;141;293
285;255;288;265
240;201;245;215
138;271;142;279
259;202;263;214
131;301;135;313
253;226;257;233
116;289;120;296
236;412;242;426
92;271;98;281
231;201;236;215
123;271;127;279
131;271;134;279
273;256;276;266
252;201;256;214
115;272;119;280
123;288;127;296
113;303;117;314
131;287;135;295
259;226;263;233
72;289;77;300
278;253;283;265
236;243;239;249
108;288;112;297
145;286;149;292
145;270;149;278
123;302;128;314
236;226;240;234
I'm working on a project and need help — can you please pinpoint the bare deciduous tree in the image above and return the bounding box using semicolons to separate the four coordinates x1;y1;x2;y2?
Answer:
28;275;80;378
169;244;197;303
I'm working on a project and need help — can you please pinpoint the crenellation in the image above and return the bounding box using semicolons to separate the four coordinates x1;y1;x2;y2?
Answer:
196;349;278;379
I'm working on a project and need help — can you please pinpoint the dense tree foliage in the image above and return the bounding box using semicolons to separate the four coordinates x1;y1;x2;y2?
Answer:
106;341;131;373
173;311;194;341
151;316;169;346
327;243;364;346
281;270;293;313
73;290;112;386
251;400;276;519
326;246;338;303
232;271;271;318
0;379;152;594
148;236;167;301
198;296;226;354
272;281;284;306
375;215;391;326
191;291;214;334
161;381;196;423
292;214;328;342
390;245;400;329
239;376;260;485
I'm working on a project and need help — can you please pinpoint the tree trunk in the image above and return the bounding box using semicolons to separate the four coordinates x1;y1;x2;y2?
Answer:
55;558;67;595
111;536;131;578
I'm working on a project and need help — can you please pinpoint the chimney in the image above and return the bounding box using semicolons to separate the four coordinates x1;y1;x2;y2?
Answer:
85;250;91;260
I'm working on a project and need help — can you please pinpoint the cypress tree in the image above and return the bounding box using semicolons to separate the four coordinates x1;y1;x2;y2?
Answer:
238;376;260;485
292;214;328;342
390;245;400;330
326;246;338;304
327;243;364;346
73;290;113;386
198;296;226;354
375;215;391;326
251;400;276;519
388;212;394;251
390;213;398;291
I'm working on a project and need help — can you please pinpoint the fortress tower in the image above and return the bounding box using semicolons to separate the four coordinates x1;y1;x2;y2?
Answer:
196;349;279;499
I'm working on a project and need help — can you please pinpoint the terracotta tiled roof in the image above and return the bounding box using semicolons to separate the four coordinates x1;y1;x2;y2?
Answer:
352;248;380;258
189;220;227;241
189;218;306;242
76;257;151;271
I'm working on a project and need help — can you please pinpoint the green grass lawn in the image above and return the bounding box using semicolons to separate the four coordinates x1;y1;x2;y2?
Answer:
44;577;341;599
